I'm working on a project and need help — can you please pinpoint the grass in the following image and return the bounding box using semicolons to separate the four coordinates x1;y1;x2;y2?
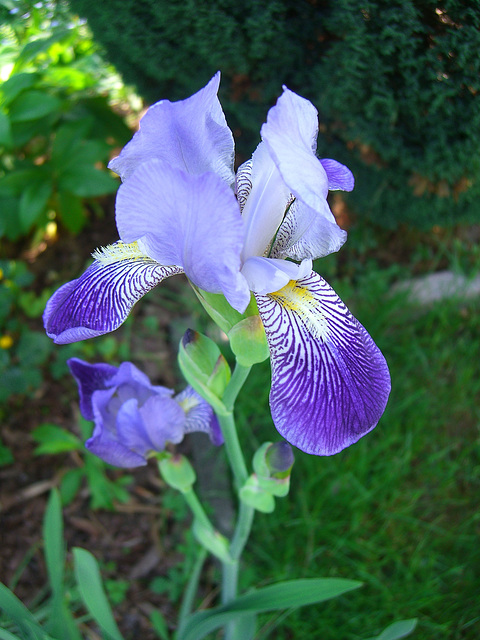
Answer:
233;260;480;639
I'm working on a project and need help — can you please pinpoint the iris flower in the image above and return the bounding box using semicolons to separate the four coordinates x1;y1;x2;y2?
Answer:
69;358;222;467
44;73;390;456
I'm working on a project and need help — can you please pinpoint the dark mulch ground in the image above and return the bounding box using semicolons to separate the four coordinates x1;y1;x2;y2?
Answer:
0;200;219;638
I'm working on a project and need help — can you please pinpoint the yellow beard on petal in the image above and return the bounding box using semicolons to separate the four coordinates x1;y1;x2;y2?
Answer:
92;241;153;264
269;279;329;341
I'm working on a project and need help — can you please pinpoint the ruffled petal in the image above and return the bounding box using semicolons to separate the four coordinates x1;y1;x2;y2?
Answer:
116;396;185;454
109;72;235;187
116;159;250;313
241;256;312;295
271;199;347;261
86;409;147;468
255;271;391;456
68;358;118;420
261;87;330;211
44;242;182;344
176;386;223;445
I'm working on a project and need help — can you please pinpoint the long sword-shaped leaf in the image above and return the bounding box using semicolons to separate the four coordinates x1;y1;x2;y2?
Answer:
73;548;124;640
366;618;418;640
179;578;362;640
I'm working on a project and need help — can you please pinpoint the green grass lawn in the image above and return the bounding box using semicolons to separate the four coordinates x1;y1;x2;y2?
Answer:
234;269;480;639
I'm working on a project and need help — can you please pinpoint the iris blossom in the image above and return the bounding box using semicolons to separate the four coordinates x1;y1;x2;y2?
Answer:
45;73;391;456
68;358;222;467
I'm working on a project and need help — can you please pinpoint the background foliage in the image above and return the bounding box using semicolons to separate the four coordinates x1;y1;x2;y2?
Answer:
68;0;480;229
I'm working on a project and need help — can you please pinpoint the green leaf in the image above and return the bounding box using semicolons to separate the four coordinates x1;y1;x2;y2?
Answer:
14;31;71;70
73;547;125;640
179;578;362;640
32;424;82;455
51;119;94;165
9;91;62;123
0;169;39;196
366;618;418;640
19;177;52;232
57;190;87;234
60;468;85;506
0;627;23;640
58;166;118;197
43;490;64;598
0;582;46;637
0;72;39;106
16;331;52;367
0;111;13;148
150;610;170;640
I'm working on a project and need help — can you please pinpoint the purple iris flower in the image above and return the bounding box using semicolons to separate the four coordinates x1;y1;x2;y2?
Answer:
45;73;391;456
68;358;222;468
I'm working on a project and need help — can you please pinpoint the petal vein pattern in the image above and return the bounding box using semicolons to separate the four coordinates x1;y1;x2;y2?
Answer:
44;242;183;344
256;271;391;455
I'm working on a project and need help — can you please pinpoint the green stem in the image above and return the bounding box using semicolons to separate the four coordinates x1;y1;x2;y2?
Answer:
223;363;251;411
182;487;214;531
217;411;248;490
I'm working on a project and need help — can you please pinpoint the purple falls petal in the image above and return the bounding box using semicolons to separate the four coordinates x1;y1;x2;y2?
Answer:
109;72;235;186
44;242;183;344
256;271;391;456
68;358;118;420
86;412;147;468
176;386;223;446
116;159;251;313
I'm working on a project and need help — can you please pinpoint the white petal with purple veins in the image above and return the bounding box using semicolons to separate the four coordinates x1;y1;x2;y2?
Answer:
271;199;347;261
256;271;391;455
43;242;182;344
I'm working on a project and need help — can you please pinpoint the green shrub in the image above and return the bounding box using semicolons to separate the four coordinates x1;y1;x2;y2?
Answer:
68;0;480;228
0;0;132;240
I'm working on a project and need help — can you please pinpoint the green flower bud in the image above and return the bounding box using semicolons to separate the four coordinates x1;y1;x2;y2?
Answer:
158;453;196;493
178;329;230;414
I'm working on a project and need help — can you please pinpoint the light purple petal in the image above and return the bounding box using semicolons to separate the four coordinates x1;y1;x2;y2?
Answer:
116;159;251;313
241;256;312;295
271;199;347;261
116;396;185;455
109;361;172;405
256;271;391;456
320;159;354;192
68;358;118;420
175;386;223;446
261;87;330;210
109;72;235;186
86;420;147;468
43;242;183;344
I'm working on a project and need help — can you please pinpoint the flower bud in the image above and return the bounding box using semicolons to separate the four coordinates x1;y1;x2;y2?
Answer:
158;453;196;493
178;329;230;413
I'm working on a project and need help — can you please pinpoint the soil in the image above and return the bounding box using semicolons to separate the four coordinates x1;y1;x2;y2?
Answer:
0;200;218;638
